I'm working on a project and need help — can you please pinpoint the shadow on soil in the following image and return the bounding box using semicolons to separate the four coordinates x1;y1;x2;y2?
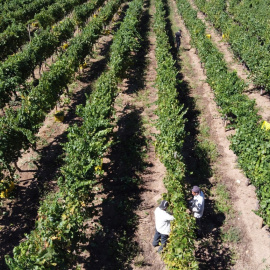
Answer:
164;3;232;270
83;106;147;270
78;1;151;269
0;21;116;270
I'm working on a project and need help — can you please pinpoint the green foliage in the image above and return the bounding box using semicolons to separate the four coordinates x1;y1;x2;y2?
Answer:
0;18;75;108
73;0;106;28
0;0;107;108
0;23;29;61
213;184;232;214
0;0;123;194
194;0;270;92
6;195;86;269
221;226;241;243
0;0;91;61
154;0;198;268
0;0;57;32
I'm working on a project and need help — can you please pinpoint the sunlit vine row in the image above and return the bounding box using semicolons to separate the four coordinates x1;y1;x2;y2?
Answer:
0;0;89;60
194;0;270;92
154;0;198;268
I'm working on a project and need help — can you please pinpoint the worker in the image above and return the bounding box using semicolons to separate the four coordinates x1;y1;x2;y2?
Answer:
189;186;205;237
152;200;175;253
175;29;182;51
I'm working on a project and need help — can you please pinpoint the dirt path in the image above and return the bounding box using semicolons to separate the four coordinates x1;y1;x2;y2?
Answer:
189;0;270;121
131;2;167;268
123;35;167;267
169;0;270;269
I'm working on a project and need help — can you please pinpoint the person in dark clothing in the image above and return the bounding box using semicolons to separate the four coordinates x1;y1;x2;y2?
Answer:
175;29;182;51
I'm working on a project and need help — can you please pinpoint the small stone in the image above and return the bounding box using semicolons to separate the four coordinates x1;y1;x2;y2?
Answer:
236;179;241;184
255;200;260;211
258;217;264;229
245;179;251;186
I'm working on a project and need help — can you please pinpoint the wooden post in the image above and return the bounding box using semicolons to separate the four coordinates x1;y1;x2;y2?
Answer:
27;24;31;42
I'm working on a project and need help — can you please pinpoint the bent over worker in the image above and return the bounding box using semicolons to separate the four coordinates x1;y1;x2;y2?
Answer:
189;186;205;237
152;200;175;253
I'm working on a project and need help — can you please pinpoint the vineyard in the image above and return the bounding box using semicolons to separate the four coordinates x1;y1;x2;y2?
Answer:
0;0;270;269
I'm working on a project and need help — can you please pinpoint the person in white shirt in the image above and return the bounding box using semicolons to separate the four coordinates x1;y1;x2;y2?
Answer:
189;186;205;237
152;200;175;253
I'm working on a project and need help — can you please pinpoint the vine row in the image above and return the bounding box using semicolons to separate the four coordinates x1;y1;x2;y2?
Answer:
154;0;198;268
0;0;89;61
194;0;270;92
227;0;270;47
0;0;57;32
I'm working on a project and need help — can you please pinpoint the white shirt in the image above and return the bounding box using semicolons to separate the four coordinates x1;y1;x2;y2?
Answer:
191;191;205;218
154;207;175;235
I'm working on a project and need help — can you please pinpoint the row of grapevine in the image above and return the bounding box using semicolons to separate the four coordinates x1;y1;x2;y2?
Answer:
0;0;89;60
0;0;57;32
154;0;198;268
227;0;270;47
0;18;75;108
0;0;106;109
32;0;87;29
0;24;28;60
0;0;123;196
194;0;270;92
5;0;143;267
1;0;37;13
175;0;270;225
73;0;105;27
